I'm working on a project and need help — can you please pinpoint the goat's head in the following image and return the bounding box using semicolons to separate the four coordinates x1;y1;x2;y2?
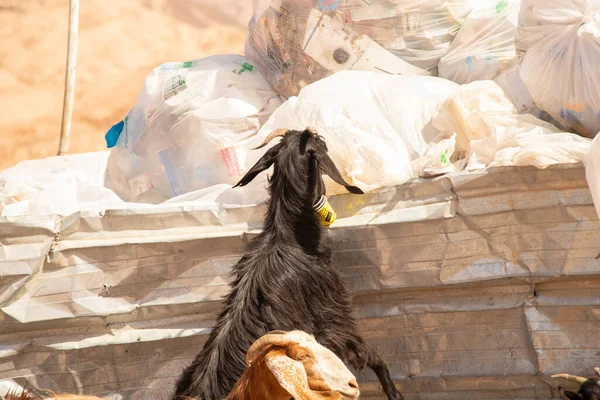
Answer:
234;127;363;226
242;330;360;400
552;368;600;400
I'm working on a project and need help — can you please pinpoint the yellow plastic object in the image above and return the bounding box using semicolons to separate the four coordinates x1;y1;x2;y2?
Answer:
313;195;337;226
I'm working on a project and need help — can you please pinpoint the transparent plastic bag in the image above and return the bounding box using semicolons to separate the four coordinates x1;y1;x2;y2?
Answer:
245;0;473;97
516;0;600;138
438;0;521;84
432;80;591;171
104;55;283;203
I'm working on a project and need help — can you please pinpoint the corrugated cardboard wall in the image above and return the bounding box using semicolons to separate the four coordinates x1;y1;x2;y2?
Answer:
1;164;599;399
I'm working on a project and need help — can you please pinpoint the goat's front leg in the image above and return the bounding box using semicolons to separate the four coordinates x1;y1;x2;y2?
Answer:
364;345;405;400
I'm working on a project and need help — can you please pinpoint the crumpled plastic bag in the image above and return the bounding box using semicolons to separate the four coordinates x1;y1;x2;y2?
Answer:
243;70;460;197
0;152;256;217
516;0;600;138
0;152;125;217
438;0;521;84
410;132;459;177
432;80;592;172
104;54;283;204
584;134;600;221
245;0;473;97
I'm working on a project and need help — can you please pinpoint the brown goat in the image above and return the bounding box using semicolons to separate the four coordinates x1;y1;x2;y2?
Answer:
4;331;357;400
226;330;360;400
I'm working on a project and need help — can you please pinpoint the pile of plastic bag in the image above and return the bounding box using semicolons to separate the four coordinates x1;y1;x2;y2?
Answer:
246;72;460;194
103;55;283;204
426;80;591;173
250;74;590;196
4;68;594;218
3;1;600;220
245;0;474;97
244;0;529;96
244;0;600;140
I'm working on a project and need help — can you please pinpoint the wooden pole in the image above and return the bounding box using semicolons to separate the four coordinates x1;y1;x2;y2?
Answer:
58;0;80;156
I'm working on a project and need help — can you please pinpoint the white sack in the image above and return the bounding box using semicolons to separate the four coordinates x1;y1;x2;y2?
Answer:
439;0;521;84
584;134;600;221
103;55;283;204
244;71;460;196
516;0;600;138
432;80;591;171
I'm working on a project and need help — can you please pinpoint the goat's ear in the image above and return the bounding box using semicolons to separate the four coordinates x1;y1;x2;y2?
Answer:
560;389;583;400
265;355;313;399
315;152;363;195
234;144;281;188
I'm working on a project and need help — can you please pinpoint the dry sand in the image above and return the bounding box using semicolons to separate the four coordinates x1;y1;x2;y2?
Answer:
0;0;252;171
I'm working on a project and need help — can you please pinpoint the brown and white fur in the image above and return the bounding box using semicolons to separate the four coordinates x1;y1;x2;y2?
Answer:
226;330;359;400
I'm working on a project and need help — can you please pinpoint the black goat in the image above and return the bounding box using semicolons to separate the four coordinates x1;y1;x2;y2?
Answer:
553;368;600;400
172;128;404;400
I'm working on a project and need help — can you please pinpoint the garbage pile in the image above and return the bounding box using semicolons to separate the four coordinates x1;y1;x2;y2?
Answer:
245;0;472;97
103;55;283;204
1;0;599;219
245;0;600;140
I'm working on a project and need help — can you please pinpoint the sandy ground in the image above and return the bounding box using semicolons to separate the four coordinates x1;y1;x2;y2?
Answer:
0;0;252;171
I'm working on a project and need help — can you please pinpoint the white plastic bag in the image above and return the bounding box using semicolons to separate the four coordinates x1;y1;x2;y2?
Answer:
516;0;600;138
410;132;459;177
245;0;472;97
0;151;258;217
103;55;283;203
432;80;592;170
584;134;600;221
493;64;540;116
244;71;460;197
0;152;125;217
438;0;521;84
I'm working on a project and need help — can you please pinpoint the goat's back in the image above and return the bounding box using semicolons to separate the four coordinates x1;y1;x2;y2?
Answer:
173;240;364;400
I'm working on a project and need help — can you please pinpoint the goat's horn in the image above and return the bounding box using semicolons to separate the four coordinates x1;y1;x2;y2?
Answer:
253;128;288;150
306;126;318;136
551;374;588;384
595;367;600;377
246;332;294;366
266;330;289;335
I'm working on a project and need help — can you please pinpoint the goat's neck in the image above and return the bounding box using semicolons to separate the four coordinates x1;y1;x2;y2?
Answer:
264;171;322;252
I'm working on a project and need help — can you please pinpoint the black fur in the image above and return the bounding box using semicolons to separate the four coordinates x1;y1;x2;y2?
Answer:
560;379;600;400
172;129;403;400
